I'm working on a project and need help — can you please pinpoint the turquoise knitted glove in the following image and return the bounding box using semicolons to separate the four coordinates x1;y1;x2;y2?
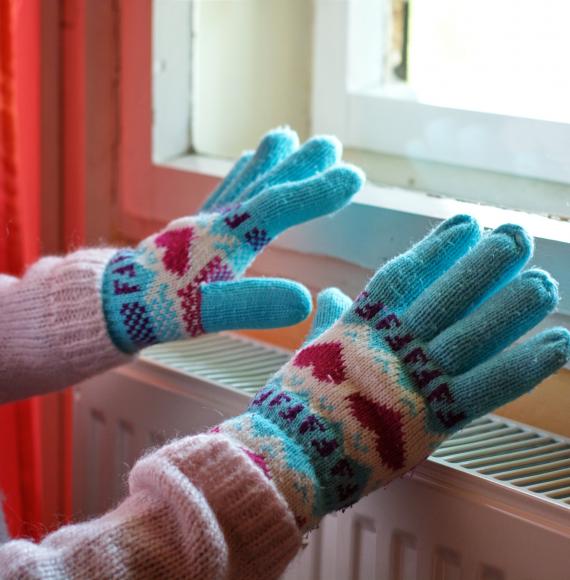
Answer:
102;128;363;353
220;215;570;530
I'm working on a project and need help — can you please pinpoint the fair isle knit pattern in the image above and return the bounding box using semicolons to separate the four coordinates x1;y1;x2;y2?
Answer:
221;215;570;532
221;314;446;531
101;128;364;353
102;212;254;351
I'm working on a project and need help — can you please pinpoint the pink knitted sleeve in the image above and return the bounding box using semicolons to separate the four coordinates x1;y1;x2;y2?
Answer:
0;249;130;402
0;434;302;579
0;253;303;576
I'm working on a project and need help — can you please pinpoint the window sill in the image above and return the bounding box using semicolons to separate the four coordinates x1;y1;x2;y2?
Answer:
159;152;570;241
121;154;570;327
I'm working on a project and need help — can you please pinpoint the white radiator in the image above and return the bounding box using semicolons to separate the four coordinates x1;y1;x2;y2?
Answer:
73;334;570;579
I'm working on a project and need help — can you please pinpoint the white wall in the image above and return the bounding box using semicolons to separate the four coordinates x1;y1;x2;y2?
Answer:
193;0;313;157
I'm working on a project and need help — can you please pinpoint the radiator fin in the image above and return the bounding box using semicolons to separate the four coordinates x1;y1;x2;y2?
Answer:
432;416;570;507
142;334;570;511
143;333;289;393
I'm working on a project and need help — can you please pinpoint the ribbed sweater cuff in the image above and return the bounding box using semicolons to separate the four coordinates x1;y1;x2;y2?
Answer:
0;249;131;400
131;433;302;580
42;249;128;371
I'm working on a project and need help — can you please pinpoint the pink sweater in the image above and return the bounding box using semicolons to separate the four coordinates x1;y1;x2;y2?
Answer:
0;250;302;578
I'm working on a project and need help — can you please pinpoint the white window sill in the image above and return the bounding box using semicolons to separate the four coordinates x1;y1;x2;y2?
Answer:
158;154;570;317
161;153;569;241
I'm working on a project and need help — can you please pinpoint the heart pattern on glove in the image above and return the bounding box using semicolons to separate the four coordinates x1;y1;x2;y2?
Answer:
294;342;347;384
155;227;194;277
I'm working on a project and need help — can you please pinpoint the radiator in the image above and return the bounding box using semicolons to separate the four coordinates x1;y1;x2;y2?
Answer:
73;334;570;579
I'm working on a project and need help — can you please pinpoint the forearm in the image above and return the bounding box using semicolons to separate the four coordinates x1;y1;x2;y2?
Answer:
0;249;129;402
0;434;301;579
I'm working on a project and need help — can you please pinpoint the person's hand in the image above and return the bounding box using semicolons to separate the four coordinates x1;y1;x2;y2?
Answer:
220;215;570;530
102;128;363;353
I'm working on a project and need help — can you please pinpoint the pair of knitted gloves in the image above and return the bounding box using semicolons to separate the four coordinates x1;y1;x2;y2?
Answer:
102;128;570;533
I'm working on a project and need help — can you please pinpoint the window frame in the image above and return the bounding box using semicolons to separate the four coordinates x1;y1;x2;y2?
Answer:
312;0;570;186
116;0;570;344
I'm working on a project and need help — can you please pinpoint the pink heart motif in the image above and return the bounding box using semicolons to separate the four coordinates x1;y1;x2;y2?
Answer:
155;227;194;277
346;393;406;471
293;342;347;385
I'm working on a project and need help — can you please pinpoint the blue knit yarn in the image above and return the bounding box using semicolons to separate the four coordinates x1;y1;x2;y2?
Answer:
304;288;352;344
200;279;311;333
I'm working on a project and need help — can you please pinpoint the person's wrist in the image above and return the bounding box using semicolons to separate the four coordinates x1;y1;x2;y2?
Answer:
219;404;327;533
101;247;184;354
131;431;303;579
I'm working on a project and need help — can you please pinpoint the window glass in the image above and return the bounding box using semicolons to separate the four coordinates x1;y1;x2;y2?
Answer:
403;0;570;123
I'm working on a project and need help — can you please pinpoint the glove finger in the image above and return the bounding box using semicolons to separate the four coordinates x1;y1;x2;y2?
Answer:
213;127;300;209
201;151;254;212
428;269;559;375
403;224;533;342
304;288;352;344
233;135;342;205
236;164;364;241
428;328;570;434
361;215;481;315
200;278;312;333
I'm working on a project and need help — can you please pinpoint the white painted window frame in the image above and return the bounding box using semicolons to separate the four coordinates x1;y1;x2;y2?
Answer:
312;0;570;185
118;0;570;336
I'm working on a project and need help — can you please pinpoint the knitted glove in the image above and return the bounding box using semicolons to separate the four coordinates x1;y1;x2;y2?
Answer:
102;128;363;353
220;215;570;531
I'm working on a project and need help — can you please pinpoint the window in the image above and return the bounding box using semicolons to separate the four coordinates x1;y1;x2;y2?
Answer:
152;0;312;162
390;0;570;124
313;0;570;189
116;0;570;326
149;0;570;217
